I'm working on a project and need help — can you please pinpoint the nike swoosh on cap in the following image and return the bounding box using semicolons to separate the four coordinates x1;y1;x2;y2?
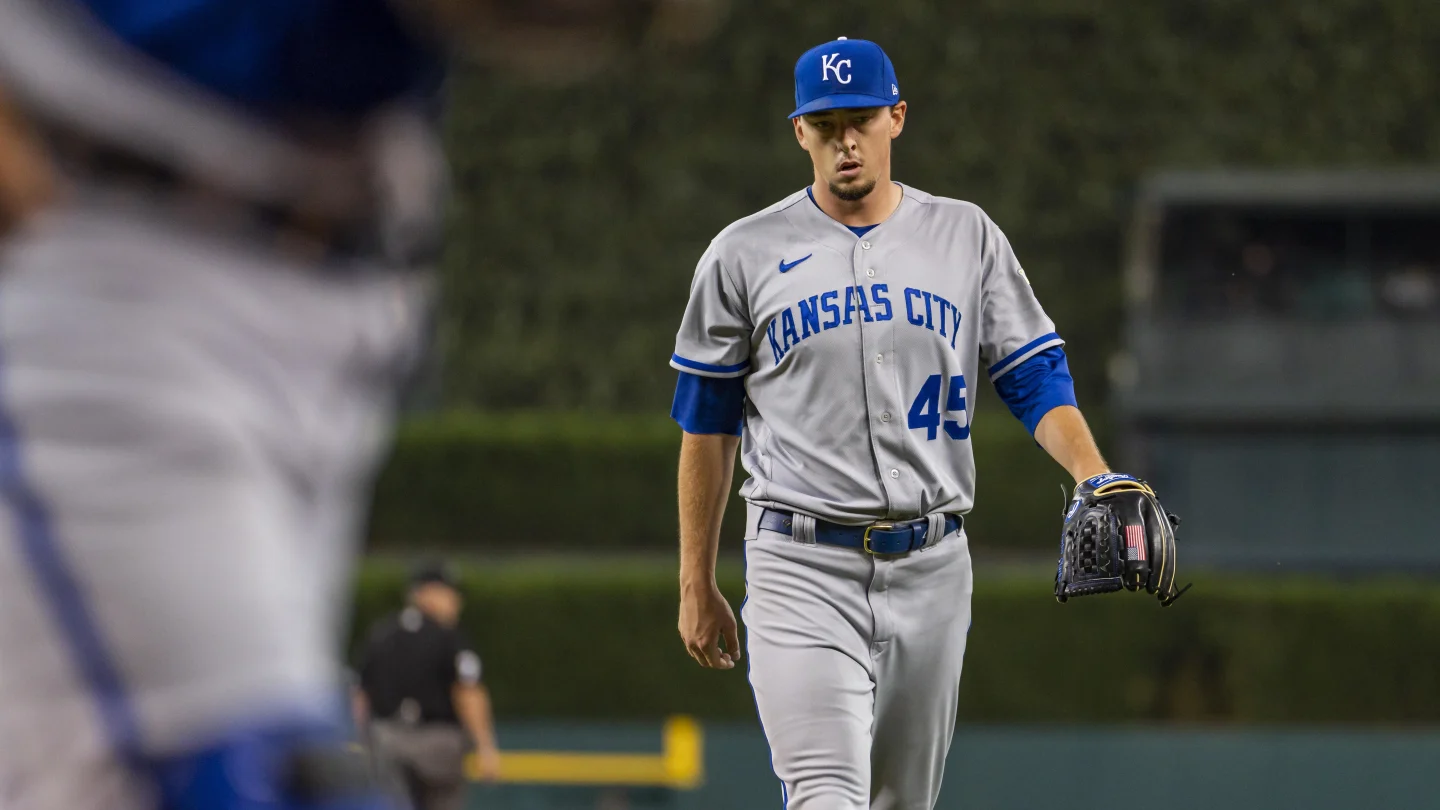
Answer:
779;254;813;273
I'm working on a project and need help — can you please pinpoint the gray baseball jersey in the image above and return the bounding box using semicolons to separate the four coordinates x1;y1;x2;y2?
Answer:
671;183;1062;523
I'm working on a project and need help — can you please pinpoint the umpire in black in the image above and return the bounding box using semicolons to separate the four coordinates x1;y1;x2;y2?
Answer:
353;561;501;810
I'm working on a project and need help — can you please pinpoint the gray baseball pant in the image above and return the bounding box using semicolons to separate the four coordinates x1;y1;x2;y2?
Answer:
743;520;973;810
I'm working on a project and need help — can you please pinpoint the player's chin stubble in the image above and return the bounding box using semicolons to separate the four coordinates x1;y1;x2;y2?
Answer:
829;177;877;202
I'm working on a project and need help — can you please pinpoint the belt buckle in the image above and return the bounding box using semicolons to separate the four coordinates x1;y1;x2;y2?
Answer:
863;523;896;554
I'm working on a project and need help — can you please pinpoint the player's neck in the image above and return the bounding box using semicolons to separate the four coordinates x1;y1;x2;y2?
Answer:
809;178;903;228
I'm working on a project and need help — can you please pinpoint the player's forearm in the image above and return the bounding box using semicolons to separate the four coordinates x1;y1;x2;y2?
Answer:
1034;405;1110;483
453;683;498;751
677;431;739;584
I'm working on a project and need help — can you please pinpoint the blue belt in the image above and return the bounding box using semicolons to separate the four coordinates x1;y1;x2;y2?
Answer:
758;509;963;555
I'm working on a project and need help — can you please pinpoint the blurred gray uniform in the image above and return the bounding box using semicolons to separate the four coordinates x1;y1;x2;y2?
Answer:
0;1;440;808
671;185;1062;809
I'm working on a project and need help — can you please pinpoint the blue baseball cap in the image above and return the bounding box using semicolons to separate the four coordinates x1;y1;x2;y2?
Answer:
790;37;900;119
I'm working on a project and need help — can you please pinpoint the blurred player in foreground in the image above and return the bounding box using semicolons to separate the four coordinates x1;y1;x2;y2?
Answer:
672;37;1179;809
354;563;497;810
0;2;720;809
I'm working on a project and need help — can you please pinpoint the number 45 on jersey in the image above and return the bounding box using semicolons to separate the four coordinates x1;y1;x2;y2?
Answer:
908;374;969;441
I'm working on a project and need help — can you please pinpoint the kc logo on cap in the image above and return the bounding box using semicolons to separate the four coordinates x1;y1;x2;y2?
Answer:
820;53;853;84
791;37;901;119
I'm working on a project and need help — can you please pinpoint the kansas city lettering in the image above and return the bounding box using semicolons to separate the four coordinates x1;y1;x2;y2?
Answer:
767;284;961;363
902;287;963;345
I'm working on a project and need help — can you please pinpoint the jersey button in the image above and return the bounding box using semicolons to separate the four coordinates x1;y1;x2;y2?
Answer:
881;412;891;422
875;354;883;364
861;240;872;250
889;469;900;479
865;268;875;278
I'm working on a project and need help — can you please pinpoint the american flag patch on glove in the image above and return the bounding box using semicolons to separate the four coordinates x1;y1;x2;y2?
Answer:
1125;524;1147;562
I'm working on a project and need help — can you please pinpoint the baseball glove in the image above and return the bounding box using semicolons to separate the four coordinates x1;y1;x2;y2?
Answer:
1055;473;1189;607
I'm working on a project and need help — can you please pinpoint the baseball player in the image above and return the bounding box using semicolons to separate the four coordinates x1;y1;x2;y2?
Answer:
0;2;720;810
672;38;1174;809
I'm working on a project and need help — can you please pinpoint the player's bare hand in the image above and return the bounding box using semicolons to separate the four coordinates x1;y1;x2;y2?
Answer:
474;745;502;783
678;578;740;670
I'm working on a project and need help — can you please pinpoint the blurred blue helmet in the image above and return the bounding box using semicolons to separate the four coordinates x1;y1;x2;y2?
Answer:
790;37;900;119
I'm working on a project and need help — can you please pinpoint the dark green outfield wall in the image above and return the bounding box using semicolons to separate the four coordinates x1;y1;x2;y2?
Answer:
465;724;1440;809
437;0;1440;413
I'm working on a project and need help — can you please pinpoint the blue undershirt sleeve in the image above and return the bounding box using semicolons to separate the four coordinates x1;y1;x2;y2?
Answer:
670;371;746;436
992;346;1078;435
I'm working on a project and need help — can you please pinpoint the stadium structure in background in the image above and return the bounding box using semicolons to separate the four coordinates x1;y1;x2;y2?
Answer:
1114;169;1440;570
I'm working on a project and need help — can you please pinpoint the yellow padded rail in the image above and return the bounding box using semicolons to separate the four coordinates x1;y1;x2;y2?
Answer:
464;715;704;788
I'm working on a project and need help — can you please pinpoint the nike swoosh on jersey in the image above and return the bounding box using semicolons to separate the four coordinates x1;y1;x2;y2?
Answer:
778;254;813;273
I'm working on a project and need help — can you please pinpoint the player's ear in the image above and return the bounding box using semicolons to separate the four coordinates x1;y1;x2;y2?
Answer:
793;117;808;150
889;101;907;139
